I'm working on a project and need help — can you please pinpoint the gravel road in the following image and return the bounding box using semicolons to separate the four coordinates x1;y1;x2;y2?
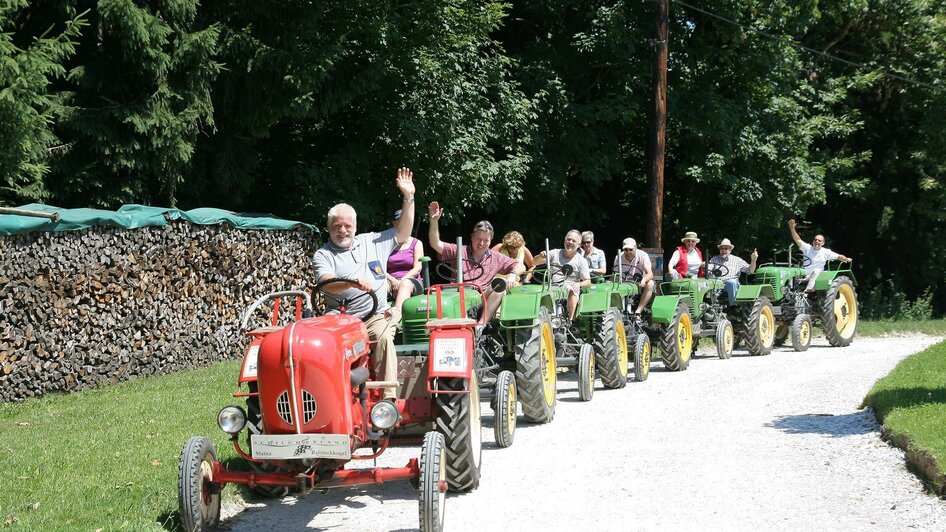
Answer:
223;335;946;531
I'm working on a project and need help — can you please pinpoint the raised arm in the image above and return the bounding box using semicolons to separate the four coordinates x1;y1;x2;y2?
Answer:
394;167;415;245
787;219;803;248
427;201;445;255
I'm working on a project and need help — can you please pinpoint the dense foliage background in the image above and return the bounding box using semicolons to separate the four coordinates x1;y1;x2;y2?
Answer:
2;0;944;315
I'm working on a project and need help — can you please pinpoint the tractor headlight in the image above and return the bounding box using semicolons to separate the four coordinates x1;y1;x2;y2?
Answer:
217;405;247;434
370;400;400;430
551;317;563;329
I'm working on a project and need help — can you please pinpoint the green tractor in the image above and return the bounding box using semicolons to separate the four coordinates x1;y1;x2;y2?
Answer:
748;247;858;350
398;238;563;450
582;268;652;384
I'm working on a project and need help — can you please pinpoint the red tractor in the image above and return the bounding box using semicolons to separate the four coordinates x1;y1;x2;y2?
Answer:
177;279;483;532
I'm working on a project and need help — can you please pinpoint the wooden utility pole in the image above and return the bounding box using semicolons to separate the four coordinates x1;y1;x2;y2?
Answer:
647;0;668;249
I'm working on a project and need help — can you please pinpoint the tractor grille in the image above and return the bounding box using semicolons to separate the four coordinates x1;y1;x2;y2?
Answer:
276;391;292;425
402;318;430;344
275;390;317;425
301;390;317;424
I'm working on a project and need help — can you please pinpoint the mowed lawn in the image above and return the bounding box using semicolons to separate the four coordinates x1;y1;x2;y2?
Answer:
864;339;946;493
0;359;243;530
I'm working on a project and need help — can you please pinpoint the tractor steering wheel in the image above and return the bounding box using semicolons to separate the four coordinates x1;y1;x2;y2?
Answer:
312;278;379;319
707;263;730;279
436;259;485;283
619;265;644;284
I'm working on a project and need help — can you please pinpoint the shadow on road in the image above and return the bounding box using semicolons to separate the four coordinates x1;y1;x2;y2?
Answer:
766;410;878;437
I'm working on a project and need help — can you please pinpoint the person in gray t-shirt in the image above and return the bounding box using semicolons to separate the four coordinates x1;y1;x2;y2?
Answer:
311;167;416;400
532;230;591;322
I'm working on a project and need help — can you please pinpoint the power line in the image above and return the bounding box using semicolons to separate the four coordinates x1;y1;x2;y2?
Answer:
671;0;942;92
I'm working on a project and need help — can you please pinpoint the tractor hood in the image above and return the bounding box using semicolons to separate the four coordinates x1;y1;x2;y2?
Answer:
256;315;368;435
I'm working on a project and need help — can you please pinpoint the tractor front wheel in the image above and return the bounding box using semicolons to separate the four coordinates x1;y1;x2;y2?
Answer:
418;431;446;532
577;343;595;401
773;324;789;346
820;277;858;347
515;308;557;423
633;334;651;382
742;297;775;356
593;309;629;389
178;436;221;532
659;303;693;371
791;314;812;352
434;375;482;492
716;319;734;360
493;370;516;448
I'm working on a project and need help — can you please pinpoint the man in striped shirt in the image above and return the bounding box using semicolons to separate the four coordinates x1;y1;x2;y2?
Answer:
708;238;757;305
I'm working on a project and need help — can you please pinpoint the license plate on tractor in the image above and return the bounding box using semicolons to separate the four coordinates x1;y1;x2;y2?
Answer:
251;434;351;460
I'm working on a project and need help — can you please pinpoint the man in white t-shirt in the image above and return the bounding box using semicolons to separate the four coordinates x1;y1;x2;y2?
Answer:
532;230;591;322
788;219;851;292
613;237;654;314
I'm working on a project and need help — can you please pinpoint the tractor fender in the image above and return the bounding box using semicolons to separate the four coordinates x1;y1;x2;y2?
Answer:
650;295;681;325
499;289;545;322
815;270;857;291
735;283;775;302
577;288;611;316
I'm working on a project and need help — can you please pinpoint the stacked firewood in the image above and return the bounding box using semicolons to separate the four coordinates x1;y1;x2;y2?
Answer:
0;223;319;402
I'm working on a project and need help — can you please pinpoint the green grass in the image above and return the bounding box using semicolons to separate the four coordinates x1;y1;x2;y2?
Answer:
0;359;243;531
858;319;946;337
864;340;946;491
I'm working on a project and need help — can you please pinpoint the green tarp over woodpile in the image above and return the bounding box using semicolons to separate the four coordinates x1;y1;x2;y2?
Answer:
0;204;319;235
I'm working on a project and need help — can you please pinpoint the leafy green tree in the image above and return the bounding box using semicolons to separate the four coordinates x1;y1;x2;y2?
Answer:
0;1;85;205
43;0;221;208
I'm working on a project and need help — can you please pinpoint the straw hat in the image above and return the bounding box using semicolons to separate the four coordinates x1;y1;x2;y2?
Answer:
717;238;733;249
681;231;700;243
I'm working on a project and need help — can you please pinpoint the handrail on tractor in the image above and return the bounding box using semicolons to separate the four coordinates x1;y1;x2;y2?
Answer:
239;290;314;332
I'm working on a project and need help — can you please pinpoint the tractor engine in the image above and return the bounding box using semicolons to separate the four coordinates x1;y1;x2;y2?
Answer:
255;315;370;437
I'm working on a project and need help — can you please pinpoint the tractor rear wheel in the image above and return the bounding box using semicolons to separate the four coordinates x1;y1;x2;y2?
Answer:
493;370;516;448
593;309;628;389
659;303;693;371
434;375;482;492
178;436;221;532
515;307;557;423
791;314;812;352
577;343;595;402
741;297;775;356
820;277;858;347
418;431;446;532
716;319;734;359
632;334;651;382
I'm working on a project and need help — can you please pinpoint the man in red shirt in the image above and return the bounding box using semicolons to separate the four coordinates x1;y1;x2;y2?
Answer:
427;201;525;320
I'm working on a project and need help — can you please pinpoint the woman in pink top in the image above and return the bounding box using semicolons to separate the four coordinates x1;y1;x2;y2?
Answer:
386;209;425;315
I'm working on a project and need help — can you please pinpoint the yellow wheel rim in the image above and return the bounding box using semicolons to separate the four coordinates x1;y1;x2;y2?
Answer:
759;306;774;347
800;319;811;345
540;321;557;407
723;323;734;354
834;284;858;339
616;318;629;378
641;338;651;379
678;313;693;363
505;378;516;437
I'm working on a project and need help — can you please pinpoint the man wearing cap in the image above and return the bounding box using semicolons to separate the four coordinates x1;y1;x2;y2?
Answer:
532;230;592;322
613;238;655;314
580;231;607;278
427;201;525;320
708;238;758;305
668;231;704;279
312;167;416;400
788;219;851;292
